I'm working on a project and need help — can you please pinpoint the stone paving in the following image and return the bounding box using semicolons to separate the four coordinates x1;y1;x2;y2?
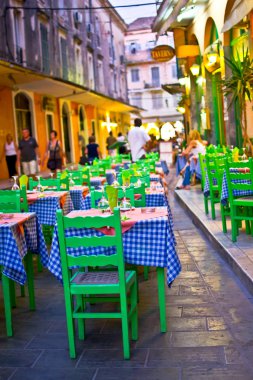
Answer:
1;172;253;379
175;184;253;296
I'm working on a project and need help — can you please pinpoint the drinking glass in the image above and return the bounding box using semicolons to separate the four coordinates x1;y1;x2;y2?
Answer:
241;147;247;161
36;176;43;193
11;176;19;191
119;185;131;210
97;186;109;210
69;173;75;188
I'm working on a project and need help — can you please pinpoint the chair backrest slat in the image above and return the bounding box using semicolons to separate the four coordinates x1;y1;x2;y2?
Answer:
0;190;21;212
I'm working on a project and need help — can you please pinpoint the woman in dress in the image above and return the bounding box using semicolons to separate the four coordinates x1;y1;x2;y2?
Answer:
42;130;63;171
0;134;18;178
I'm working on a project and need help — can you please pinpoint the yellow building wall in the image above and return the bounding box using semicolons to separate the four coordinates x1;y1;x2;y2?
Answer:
0;88;16;179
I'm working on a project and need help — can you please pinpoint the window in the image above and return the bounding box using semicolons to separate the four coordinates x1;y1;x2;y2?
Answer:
13;10;24;63
95;17;101;47
15;93;33;141
130;42;137;54
152;92;163;109
147;40;155;49
131;69;139;82
40;24;50;74
131;93;142;108
75;46;83;84
151;67;160;87
87;52;95;89
97;59;104;92
172;64;177;78
60;37;68;80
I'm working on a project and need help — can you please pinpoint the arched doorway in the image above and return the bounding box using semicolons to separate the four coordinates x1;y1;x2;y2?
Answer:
62;103;72;163
14;92;34;141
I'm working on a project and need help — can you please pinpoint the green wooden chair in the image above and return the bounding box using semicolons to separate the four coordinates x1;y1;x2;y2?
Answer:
131;183;146;208
0;191;36;335
29;177;61;191
57;208;138;359
199;153;209;215
214;155;230;233
90;187;135;209
205;154;221;220
0;190;21;212
130;174;150;188
225;157;253;242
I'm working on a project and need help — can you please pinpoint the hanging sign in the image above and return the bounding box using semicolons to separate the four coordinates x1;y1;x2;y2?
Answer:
151;45;175;62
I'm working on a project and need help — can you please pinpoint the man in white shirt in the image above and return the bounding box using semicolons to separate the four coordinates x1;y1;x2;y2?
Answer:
127;118;150;162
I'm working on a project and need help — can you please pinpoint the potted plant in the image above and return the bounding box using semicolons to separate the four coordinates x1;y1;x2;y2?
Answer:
220;48;253;153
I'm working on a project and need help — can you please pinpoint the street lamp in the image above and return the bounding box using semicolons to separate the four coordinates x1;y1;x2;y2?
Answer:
190;63;200;76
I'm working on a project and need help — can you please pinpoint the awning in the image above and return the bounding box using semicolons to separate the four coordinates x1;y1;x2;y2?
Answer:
221;0;253;33
153;0;189;35
0;60;141;113
162;84;185;95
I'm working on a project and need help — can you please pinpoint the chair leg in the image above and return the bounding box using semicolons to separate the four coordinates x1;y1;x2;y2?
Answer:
37;256;43;273
156;267;167;333
120;293;130;359
143;266;149;281
220;205;227;233
204;196;209;214
64;291;76;359
211;200;216;220
9;281;16;308
231;208;237;242
20;285;25;297
76;295;85;340
2;275;13;336
24;253;36;311
130;279;138;341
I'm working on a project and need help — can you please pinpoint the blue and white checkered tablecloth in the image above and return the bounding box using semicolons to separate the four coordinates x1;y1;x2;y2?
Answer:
70;189;87;210
203;173;218;197
150;174;160;182
146;193;166;207
28;193;73;225
90;177;105;187
48;208;181;286
0;213;48;285
221;170;253;205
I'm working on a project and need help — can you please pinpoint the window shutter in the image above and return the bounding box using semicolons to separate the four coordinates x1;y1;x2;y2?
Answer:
40;24;50;74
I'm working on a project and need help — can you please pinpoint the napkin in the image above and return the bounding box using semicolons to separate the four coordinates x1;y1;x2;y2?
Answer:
122;169;132;186
60;171;68;180
232;147;239;162
105;185;118;212
19;174;28;188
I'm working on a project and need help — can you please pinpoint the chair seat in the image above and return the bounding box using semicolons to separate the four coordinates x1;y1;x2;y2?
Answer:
72;270;133;285
234;196;253;205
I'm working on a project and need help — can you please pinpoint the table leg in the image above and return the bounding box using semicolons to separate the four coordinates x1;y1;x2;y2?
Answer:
24;253;36;311
156;267;167;333
2;274;13;336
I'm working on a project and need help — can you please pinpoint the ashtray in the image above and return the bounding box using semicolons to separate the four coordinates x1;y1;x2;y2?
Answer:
141;207;156;213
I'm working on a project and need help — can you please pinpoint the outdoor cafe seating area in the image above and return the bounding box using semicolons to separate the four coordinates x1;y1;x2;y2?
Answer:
0;152;181;360
196;145;253;243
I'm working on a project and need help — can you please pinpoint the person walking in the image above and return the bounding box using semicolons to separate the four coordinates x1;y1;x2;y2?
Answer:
85;135;101;163
127;118;150;162
117;132;127;154
17;128;40;175
42;130;63;171
0;134;18;178
106;131;117;156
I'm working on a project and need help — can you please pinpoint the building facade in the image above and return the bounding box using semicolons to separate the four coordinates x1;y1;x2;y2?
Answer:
153;0;253;147
125;17;182;135
0;0;136;179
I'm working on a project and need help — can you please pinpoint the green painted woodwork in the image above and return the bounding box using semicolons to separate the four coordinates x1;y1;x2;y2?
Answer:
57;208;138;359
225;157;253;242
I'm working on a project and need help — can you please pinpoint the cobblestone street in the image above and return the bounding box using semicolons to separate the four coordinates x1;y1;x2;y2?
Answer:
1;174;253;379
